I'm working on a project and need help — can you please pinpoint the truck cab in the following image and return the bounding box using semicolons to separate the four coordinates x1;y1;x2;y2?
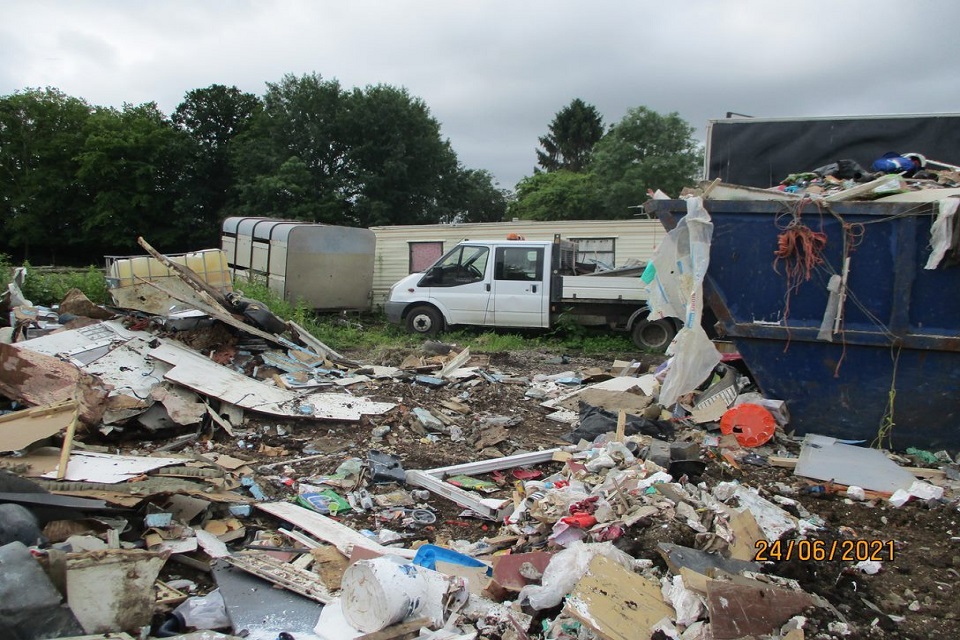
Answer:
384;236;679;352
384;239;556;334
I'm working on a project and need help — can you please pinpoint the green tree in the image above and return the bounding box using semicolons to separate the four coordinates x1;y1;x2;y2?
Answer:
536;98;604;173
76;102;195;254
233;73;498;227
173;84;261;246
441;168;508;223
509;170;603;221
0;88;92;262
232;73;353;223
590;106;701;217
343;83;460;226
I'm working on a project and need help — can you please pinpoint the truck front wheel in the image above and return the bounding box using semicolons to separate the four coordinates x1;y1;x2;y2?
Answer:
405;305;443;336
631;319;676;352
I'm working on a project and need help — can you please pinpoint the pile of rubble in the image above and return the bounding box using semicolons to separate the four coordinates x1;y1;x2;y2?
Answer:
2;243;960;640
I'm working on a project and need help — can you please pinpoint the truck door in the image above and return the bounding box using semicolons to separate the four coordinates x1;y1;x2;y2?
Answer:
491;246;548;327
418;245;493;325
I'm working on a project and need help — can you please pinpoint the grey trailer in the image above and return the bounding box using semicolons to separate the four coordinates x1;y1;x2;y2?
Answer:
222;217;376;311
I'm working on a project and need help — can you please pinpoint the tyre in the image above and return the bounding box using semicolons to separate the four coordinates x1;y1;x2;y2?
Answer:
631;318;676;352
405;305;443;336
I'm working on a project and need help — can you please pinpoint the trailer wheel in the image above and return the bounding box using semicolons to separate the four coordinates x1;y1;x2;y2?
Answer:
406;305;443;336
631;319;676;352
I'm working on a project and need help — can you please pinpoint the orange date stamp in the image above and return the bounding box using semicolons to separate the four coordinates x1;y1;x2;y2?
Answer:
753;539;896;562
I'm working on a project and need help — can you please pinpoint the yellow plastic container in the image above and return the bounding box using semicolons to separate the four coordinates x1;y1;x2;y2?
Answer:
107;249;233;293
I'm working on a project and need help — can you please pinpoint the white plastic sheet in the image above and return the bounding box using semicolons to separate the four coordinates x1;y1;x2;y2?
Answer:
925;197;959;269
647;197;721;406
517;541;635;610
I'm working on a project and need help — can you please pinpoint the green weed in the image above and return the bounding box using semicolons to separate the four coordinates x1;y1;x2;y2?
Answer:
18;263;109;306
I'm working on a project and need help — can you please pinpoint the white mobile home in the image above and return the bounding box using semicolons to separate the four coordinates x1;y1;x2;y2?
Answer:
369;219;665;307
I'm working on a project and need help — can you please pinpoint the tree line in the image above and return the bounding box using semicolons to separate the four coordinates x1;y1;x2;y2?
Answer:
0;74;701;265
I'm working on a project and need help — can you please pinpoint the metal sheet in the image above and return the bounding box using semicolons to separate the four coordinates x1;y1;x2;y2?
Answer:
212;560;324;640
150;342;395;421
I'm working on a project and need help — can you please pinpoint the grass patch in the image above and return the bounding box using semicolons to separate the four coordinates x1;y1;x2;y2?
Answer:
0;258;641;358
15;263;110;306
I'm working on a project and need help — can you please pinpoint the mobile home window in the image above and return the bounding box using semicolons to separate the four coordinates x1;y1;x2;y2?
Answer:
570;237;615;269
409;241;444;273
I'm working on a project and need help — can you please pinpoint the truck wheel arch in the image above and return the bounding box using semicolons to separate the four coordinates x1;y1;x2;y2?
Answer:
404;304;444;336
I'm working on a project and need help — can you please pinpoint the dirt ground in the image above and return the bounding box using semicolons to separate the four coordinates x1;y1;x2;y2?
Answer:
7;321;956;639
152;344;960;640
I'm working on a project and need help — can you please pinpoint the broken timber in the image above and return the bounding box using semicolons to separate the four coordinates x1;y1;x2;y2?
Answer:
224;552;334;604
257;501;416;559
405;448;561;521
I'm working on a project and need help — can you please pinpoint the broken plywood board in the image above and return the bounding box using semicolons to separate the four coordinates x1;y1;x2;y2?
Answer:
795;434;915;494
225;552;334;604
0;343;106;426
0;400;78;452
109;277;214;316
439;348;471;379
542;374;658;413
149;342;395;421
13;321;173;423
150;385;207;426
42;451;187;484
257;501;416;559
706;580;815;639
66;549;168;634
563;555;674;640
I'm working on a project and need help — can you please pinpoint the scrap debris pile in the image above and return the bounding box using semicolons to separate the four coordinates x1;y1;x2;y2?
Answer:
689;150;960;203
2;243;960;640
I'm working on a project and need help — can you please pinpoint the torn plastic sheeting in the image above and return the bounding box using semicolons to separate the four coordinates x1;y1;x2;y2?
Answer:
518;541;636;610
661;574;705;627
647;197;722;407
925;197;959;269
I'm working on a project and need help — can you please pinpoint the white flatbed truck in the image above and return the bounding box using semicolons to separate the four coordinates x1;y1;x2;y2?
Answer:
384;236;678;351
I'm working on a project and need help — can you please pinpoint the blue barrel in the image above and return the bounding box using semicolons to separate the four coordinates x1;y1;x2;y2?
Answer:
646;198;960;449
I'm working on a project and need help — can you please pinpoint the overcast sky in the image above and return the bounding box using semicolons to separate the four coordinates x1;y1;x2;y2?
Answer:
3;1;959;190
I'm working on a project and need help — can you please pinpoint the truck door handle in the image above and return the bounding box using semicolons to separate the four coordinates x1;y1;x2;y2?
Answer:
486;283;490;292
531;284;538;293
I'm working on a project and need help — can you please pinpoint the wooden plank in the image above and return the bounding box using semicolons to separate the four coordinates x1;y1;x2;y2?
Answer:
439;348;471;379
563;555;674;640
356;617;432;640
56;401;81;480
257;501;416;559
706;580;814;639
0;400;78;452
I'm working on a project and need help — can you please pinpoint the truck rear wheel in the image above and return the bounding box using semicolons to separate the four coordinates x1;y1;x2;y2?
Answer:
631;319;676;352
405;305;443;336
